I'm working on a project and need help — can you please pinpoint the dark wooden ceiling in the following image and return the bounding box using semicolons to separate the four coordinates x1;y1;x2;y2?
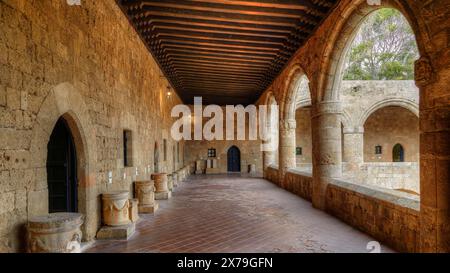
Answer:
117;0;338;105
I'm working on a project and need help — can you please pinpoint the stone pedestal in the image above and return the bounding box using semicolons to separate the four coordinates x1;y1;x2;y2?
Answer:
96;223;136;240
182;166;188;179
96;191;135;240
129;199;139;223
134;180;158;213
101;191;131;226
172;172;179;187
152;173;172;200
195;160;204;174
176;169;183;183
167;174;174;192
27;213;84;253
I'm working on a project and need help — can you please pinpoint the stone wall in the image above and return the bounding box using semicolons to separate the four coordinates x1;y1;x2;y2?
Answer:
0;0;184;252
184;139;263;176
325;180;420;252
362;162;419;193
265;166;279;186
283;170;313;202
341;80;419;129
363;106;419;162
183;105;263;175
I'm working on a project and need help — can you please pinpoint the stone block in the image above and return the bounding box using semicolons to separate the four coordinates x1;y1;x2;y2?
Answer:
139;202;159;213
155;191;172;200
96;222;135;240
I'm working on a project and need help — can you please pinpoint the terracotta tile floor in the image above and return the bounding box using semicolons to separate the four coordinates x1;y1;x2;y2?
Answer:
86;174;394;253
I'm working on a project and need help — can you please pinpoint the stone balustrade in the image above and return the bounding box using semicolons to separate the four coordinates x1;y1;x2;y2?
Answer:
27;213;84;253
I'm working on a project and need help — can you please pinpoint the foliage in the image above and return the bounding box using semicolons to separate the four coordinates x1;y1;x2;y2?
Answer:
343;9;419;80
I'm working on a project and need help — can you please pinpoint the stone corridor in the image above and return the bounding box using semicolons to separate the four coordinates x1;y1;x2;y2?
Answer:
86;175;392;253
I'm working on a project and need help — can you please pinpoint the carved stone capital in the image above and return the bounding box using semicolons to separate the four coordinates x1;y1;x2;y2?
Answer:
312;101;342;118
415;57;435;87
280;118;297;130
343;126;364;134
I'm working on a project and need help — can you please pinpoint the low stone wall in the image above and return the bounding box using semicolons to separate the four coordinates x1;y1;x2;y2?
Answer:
363;162;419;193
325;179;420;252
342;162;419;194
265;166;279;186
284;169;313;201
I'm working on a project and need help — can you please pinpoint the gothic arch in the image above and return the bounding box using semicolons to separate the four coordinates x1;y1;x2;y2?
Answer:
29;82;98;241
281;65;312;121
318;0;429;102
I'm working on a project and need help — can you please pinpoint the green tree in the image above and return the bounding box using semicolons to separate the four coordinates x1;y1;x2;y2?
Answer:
343;9;419;80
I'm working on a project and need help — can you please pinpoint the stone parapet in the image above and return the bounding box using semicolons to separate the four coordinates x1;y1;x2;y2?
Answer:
325;179;419;252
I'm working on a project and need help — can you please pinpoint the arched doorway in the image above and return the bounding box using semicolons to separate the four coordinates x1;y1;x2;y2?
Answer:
227;146;241;172
47;117;78;213
393;144;405;162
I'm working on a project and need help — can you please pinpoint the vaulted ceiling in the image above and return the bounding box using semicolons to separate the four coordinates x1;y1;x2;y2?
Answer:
117;0;338;105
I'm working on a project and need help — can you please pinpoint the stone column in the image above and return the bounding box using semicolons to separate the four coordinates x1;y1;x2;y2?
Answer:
172;172;179;187
342;126;364;176
415;57;450;252
278;118;296;187
27;213;84;253
311;101;343;210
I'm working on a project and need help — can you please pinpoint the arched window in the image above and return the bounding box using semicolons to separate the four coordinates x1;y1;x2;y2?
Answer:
393;144;405;162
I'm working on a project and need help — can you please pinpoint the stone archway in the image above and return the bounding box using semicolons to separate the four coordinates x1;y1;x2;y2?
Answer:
316;1;449;252
279;65;312;187
29;82;97;242
318;0;430;103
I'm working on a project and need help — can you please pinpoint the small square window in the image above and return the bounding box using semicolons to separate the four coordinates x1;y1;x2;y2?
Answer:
296;147;302;156
163;139;167;161
208;148;216;158
123;130;133;167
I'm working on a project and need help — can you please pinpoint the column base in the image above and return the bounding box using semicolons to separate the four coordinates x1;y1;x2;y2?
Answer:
96;222;135;240
138;203;159;214
155;191;172;200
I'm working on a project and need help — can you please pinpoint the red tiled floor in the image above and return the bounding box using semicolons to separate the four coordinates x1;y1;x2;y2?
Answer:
86;174;394;253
